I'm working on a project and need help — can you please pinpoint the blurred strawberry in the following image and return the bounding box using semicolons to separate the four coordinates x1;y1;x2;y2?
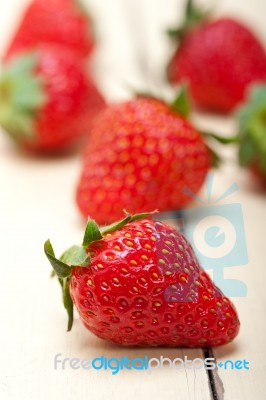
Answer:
237;84;266;186
4;0;94;61
0;46;106;152
168;0;266;113
76;89;217;224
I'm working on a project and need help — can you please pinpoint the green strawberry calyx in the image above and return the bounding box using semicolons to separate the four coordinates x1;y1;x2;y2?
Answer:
138;85;238;168
169;84;239;167
168;0;210;41
237;84;266;178
0;51;47;144
170;83;191;117
44;211;155;331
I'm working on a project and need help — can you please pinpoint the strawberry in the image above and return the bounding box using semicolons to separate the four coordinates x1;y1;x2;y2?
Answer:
4;0;94;61
0;46;105;152
168;0;266;113
76;89;223;224
45;212;240;347
237;84;266;186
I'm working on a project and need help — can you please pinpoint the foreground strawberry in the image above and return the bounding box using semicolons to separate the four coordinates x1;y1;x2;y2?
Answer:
168;0;266;113
45;212;240;347
76;91;213;224
0;46;105;152
237;84;266;186
4;0;94;61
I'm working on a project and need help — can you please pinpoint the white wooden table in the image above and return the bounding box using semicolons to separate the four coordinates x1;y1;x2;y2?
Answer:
0;1;266;399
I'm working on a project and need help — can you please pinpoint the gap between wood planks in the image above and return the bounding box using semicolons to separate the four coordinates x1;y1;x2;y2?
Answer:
203;348;224;400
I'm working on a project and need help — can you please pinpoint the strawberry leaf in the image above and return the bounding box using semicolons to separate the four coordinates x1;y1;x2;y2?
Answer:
62;278;74;331
202;132;239;145
0;51;46;142
44;240;73;279
44;241;89;332
171;84;190;117
130;211;156;222
82;219;103;246
239;136;256;166
60;245;90;267
45;212;156;332
236;83;266;175
168;0;209;41
100;215;132;235
100;212;156;235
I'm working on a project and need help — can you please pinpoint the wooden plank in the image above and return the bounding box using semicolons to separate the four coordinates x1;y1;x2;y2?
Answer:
192;114;266;400
0;133;211;400
0;2;211;400
211;176;266;400
1;1;266;399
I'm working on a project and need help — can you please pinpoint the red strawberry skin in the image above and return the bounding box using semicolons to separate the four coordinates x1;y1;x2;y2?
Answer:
250;163;266;187
4;0;94;61
76;98;210;224
168;18;266;113
4;46;106;151
33;47;105;150
70;218;240;347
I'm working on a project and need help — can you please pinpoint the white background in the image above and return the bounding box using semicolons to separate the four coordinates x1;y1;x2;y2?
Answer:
0;1;266;399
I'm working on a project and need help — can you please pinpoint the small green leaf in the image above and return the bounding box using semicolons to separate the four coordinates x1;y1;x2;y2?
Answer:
11;76;46;109
50;269;56;278
130;212;156;222
44;240;73;278
207;146;222;168
58;277;63;288
100;212;156;235
0;50;46;142
185;0;210;30
202;132;240;145
82;219;103;247
238;136;256;167
167;0;209;43
0;106;35;140
186;0;193;18
171;84;190;117
2;53;38;77
167;28;183;40
236;83;266;173
100;215;132;235
60;245;90;267
62;278;74;331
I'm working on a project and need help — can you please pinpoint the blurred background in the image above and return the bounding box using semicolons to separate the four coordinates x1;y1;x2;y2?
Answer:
2;0;266;101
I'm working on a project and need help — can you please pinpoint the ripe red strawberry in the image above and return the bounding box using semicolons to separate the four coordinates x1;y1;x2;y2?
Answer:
237;84;266;186
45;212;240;347
76;94;212;224
0;46;105;152
168;0;266;113
4;0;94;61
